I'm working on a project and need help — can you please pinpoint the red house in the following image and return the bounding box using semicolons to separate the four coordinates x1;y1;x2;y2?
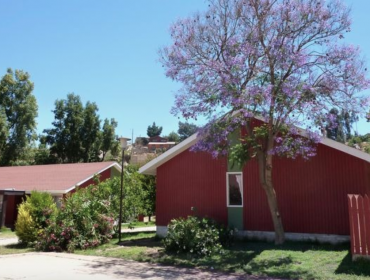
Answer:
0;161;121;228
140;131;370;243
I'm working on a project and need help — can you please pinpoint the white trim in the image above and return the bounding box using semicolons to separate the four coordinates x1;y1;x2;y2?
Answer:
65;162;122;193
321;137;370;162
148;142;176;145
156;226;168;237
139;133;198;175
237;230;350;245
139;120;370;176
156;226;349;244
25;190;66;195
226;172;243;207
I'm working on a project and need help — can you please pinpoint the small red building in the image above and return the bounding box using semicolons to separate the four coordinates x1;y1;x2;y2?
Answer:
140;132;370;243
0;161;121;228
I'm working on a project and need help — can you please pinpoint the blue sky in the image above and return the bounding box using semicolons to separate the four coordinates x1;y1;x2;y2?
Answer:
0;0;369;140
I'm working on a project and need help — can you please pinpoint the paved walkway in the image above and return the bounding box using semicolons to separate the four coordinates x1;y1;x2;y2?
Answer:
0;237;18;246
0;252;281;280
122;226;156;233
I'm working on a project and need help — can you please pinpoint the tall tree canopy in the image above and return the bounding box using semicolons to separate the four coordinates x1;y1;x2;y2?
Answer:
178;121;199;141
147;122;163;137
166;131;180;142
43;93;118;163
160;0;369;244
0;69;38;166
325;108;358;143
101;118;119;161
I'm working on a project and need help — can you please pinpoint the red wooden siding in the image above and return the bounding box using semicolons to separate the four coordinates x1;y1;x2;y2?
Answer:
348;194;370;258
79;168;111;188
244;143;370;235
157;142;370;235
68;168;112;194
156;150;228;226
5;195;24;228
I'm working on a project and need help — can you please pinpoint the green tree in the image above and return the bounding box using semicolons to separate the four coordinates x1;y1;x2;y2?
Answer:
101;118;119;161
80;101;101;162
178;121;198;141
147;122;162;137
140;173;156;221
43;93;84;163
326;108;358;143
0;108;8;154
43;94;116;163
166;131;180;142
0;69;38;166
34;143;57;165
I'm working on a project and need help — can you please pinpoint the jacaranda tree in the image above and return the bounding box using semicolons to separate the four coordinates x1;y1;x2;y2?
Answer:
160;0;369;244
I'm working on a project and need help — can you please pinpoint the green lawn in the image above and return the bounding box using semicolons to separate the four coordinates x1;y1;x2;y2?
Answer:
0;227;34;255
2;229;369;279
0;227;17;239
0;243;34;255
76;233;370;280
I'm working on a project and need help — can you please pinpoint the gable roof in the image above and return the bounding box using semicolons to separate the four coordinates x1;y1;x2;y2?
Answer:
0;161;121;195
139;132;370;176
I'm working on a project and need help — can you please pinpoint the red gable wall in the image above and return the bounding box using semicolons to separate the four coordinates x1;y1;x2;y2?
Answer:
68;168;112;194
157;150;228;226
156;143;370;235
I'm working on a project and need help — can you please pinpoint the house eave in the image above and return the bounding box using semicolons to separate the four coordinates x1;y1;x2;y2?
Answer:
139;122;370;176
65;162;121;193
139;133;198;175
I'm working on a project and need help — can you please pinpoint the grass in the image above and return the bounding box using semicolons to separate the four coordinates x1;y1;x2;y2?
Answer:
0;243;34;255
3;229;369;279
0;227;17;239
0;227;34;255
121;221;155;229
76;234;370;280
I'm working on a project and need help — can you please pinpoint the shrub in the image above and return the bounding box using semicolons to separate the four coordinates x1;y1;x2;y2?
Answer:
24;191;57;228
15;203;38;244
36;183;115;252
15;191;57;245
163;216;233;256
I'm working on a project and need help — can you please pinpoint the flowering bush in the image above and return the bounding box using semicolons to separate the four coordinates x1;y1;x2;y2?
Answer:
36;183;114;252
163;216;233;256
15;191;57;245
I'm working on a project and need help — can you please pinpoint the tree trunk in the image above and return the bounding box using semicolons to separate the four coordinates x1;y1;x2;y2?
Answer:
257;152;285;244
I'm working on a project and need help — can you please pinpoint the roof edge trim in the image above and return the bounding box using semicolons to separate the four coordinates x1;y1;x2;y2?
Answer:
66;162;121;193
139;124;370;175
139;133;198;175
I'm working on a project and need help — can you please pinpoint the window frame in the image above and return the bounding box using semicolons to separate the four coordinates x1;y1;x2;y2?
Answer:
226;172;243;207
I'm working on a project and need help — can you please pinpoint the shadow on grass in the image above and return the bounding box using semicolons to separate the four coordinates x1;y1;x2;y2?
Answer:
4;243;28;249
335;252;370;277
158;240;351;279
101;235;365;279
114;232;161;248
118;237;162;248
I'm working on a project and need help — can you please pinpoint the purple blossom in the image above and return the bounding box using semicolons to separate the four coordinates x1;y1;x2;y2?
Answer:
160;0;369;161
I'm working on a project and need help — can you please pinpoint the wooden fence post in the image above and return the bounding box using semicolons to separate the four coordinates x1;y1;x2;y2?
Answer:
348;194;370;261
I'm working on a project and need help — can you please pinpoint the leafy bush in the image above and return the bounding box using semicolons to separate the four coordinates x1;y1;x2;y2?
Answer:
15;203;38;244
163;216;233;256
23;191;57;228
35;183;115;252
15;191;57;245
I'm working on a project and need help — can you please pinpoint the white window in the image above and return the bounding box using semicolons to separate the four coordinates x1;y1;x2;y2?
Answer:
226;172;243;207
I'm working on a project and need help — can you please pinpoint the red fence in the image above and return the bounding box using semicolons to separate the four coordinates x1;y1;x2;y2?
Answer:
348;194;370;260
